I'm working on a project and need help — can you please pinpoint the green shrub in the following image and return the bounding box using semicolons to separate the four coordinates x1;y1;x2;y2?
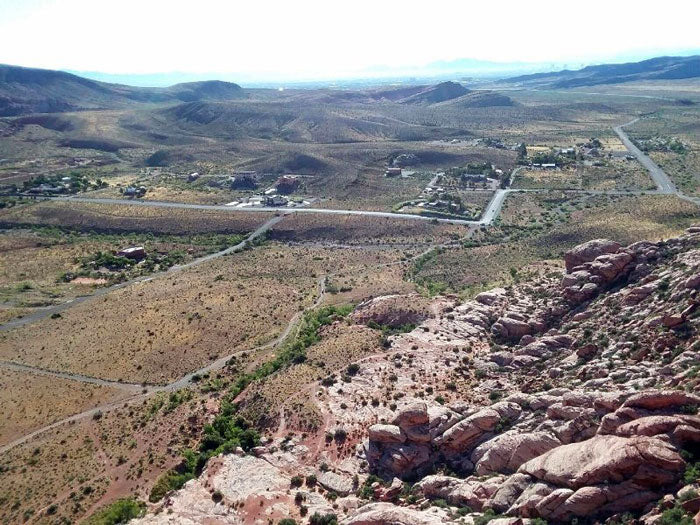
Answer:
149;470;195;503
309;513;338;525
684;461;700;484
290;475;304;488
474;509;503;525
659;505;693;525
150;404;259;503
85;498;146;524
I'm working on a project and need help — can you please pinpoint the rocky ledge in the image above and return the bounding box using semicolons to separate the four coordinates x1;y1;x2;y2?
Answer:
135;226;700;525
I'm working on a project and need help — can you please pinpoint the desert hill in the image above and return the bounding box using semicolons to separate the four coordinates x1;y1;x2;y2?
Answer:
0;64;245;116
503;55;700;88
371;81;469;104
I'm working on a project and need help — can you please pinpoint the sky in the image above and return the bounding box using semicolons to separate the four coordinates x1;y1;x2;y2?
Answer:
0;0;699;81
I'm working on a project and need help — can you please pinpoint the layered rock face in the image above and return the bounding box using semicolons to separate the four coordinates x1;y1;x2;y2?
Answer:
135;227;700;525
367;390;699;520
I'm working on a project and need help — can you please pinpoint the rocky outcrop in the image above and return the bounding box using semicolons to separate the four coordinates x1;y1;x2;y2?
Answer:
564;239;621;272
366;385;698;520
136;230;700;525
503;435;685;520
415;475;505;511
351;294;447;328
132;454;291;525
559;237;665;305
471;431;561;475
342;502;449;525
366;403;434;478
518;435;684;489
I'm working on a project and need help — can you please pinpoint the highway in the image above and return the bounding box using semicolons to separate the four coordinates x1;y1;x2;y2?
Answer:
480;189;509;225
614;119;677;194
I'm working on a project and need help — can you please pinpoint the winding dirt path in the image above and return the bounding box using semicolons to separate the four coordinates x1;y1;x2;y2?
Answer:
0;275;326;454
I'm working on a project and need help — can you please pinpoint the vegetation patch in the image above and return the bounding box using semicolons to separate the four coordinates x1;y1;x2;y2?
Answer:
84;498;146;525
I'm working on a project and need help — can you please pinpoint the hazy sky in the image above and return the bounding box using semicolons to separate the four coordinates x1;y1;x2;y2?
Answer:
1;0;698;80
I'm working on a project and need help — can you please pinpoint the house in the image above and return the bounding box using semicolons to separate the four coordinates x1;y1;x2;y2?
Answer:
232;171;258;189
385;167;402;177
187;172;200;182
264;194;288;206
461;173;487;183
275;175;300;194
116;246;146;260
124;186;146;197
541;163;557;169
28;184;65;194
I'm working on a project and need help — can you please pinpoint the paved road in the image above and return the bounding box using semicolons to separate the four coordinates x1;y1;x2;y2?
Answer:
51;196;479;226
480;189;509;225
614;119;677;194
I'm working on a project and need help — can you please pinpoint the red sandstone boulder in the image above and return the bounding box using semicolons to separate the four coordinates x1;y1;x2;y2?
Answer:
621;391;700;411
564;239;621;272
369;424;406;444
471;431;561;475
518;435;685;489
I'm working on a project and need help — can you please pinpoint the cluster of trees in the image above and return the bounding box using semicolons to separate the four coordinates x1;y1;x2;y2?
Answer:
21;171;106;193
445;162;494;178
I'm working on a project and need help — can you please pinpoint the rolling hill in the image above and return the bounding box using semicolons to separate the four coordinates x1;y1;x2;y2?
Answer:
370;81;469;104
0;64;245;116
502;55;700;88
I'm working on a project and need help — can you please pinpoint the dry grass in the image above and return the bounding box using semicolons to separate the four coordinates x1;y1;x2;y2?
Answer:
0;384;213;525
651;150;700;196
0;244;323;384
0;200;272;234
413;194;698;294
500;192;612;228
578;158;656;190
0;368;129;446
270;212;467;245
513;168;580;189
324;258;415;306
0;243;412;384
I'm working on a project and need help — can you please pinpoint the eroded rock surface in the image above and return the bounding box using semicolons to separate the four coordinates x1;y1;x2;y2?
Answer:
136;228;700;524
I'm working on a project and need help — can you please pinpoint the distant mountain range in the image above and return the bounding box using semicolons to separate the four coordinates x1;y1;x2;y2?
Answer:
0;55;698;117
0;64;244;116
501;55;700;88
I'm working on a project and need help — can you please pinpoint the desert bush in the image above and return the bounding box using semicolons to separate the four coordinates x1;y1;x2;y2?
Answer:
309;513;338;525
85;498;146;524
